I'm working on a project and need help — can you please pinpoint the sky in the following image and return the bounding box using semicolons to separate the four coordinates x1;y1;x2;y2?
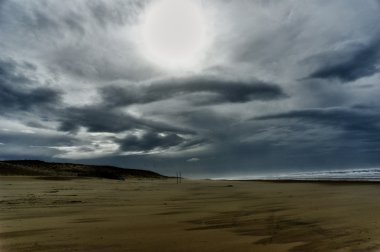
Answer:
1;0;380;178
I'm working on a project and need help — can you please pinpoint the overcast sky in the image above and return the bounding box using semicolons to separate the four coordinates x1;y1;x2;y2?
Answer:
1;0;380;178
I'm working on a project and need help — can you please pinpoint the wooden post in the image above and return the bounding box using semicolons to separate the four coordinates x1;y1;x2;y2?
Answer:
179;171;182;184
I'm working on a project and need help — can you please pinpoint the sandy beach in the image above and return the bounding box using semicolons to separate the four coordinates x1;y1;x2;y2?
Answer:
1;177;380;252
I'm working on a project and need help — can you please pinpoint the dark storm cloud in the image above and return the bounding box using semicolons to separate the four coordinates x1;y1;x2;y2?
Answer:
213;106;378;174
101;76;286;107
254;107;380;133
117;131;203;152
59;105;194;135
0;59;31;84
0;59;62;114
307;40;380;81
0;131;76;147
0;86;61;112
0;130;85;162
254;107;380;149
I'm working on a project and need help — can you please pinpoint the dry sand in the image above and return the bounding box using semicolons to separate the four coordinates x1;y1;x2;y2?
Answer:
1;177;380;251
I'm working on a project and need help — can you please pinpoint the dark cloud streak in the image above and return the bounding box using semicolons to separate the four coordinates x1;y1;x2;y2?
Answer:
117;131;193;152
0;59;62;114
101;76;287;107
254;107;380;150
307;40;380;81
58;105;195;135
254;107;380;133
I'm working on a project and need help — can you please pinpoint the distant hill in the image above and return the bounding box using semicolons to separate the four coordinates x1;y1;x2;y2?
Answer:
0;160;166;180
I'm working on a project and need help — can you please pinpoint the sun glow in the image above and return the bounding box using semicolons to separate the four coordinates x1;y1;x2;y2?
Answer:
140;0;209;70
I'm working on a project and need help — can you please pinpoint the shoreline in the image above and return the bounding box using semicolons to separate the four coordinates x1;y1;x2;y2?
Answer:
234;179;380;184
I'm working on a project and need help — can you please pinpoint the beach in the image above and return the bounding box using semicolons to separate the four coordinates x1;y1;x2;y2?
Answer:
1;177;380;251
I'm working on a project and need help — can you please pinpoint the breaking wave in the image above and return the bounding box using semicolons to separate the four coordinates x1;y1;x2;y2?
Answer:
218;168;380;181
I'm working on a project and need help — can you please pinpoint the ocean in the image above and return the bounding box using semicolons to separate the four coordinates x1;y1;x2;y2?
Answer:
217;168;380;182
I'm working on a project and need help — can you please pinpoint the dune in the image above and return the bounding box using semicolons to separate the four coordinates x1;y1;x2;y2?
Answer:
0;160;165;180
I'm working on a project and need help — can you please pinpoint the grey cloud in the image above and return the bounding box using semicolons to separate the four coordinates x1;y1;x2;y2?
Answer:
0;0;7;11
59;105;194;135
117;131;186;152
0;130;77;161
0;1;157;82
254;107;380;133
307;40;380;81
101;76;287;107
0;59;62;114
0;59;31;85
86;1;146;27
58;106;135;133
215;1;380;83
0;131;75;147
15;1;144;33
214;106;377;173
254;107;380;151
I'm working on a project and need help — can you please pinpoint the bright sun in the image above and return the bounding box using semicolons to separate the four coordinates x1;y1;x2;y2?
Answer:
141;0;208;70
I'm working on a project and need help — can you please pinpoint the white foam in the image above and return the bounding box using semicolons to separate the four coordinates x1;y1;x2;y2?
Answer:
215;168;380;181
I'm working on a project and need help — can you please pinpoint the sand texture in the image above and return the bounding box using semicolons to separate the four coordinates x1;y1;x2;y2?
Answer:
1;177;380;251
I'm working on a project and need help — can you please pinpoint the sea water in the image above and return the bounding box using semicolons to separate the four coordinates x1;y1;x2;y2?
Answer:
217;168;380;181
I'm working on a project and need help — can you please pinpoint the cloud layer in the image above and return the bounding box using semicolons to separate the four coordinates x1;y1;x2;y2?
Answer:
1;0;380;177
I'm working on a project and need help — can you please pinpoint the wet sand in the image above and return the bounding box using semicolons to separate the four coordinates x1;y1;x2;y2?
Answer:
1;176;380;251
